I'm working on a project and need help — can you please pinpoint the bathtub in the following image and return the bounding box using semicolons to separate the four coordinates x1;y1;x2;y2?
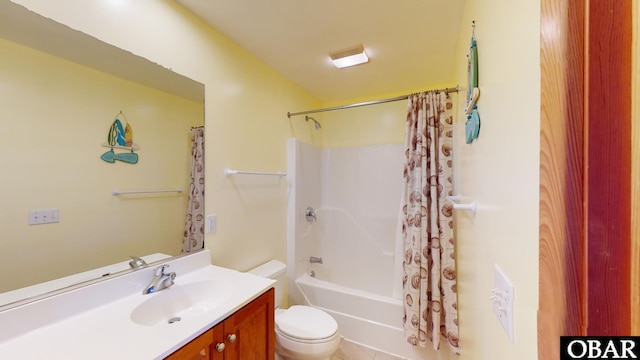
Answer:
295;273;445;360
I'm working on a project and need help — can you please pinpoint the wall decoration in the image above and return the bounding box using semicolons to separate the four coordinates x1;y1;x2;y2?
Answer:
465;21;481;144
100;111;139;164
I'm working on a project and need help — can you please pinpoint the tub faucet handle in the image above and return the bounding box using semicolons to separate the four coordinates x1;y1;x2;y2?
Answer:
305;207;317;222
310;256;323;264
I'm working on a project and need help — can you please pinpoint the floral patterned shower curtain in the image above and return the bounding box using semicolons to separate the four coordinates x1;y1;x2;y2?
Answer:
182;126;205;253
401;92;459;354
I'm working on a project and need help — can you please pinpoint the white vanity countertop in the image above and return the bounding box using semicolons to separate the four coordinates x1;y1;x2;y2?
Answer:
0;250;275;359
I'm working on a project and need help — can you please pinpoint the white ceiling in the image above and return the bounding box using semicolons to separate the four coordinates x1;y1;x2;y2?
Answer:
176;0;466;103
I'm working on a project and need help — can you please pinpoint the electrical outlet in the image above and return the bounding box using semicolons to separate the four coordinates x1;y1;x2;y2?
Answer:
28;209;60;225
205;214;217;234
491;264;514;342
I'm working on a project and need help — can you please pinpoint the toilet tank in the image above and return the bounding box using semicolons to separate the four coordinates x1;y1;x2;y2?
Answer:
248;260;286;308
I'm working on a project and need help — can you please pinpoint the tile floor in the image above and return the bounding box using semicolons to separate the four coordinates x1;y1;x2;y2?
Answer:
330;338;406;360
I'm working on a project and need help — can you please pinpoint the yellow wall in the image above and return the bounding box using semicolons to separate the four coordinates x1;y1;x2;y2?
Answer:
453;0;540;358
0;38;202;291
318;85;455;148
9;0;321;274
315;101;406;148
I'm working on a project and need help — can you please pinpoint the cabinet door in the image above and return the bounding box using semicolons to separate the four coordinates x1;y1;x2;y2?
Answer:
223;288;274;360
165;328;214;360
210;323;225;360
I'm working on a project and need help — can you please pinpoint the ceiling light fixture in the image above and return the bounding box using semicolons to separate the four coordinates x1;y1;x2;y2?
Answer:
330;45;369;69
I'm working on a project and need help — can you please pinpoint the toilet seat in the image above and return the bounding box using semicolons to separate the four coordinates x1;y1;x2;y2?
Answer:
275;305;338;341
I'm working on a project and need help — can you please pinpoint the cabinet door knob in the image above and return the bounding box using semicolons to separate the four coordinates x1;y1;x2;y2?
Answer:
227;333;237;343
216;342;225;352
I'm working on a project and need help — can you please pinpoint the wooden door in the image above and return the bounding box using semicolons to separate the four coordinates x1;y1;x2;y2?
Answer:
631;0;640;336
584;0;632;335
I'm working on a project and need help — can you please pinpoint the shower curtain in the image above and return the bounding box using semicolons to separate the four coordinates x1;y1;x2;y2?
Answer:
182;126;205;253
400;92;459;354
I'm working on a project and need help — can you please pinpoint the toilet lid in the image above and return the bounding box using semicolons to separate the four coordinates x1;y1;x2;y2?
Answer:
275;306;338;340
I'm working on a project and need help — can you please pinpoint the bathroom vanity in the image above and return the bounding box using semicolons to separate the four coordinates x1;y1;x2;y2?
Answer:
0;250;275;359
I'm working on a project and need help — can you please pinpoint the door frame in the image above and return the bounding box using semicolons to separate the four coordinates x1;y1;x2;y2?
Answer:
539;0;633;357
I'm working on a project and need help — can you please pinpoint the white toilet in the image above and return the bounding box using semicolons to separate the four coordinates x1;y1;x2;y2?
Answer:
248;260;341;360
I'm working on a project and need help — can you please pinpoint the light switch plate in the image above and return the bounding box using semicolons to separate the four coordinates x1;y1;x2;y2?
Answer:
492;264;514;342
205;214;216;234
28;209;59;225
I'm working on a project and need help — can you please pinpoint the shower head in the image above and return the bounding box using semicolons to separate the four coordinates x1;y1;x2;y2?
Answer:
305;116;321;130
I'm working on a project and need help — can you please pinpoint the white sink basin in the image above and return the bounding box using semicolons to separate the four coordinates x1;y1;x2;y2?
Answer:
130;279;233;326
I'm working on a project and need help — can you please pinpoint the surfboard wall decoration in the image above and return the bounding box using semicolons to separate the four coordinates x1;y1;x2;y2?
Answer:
100;111;139;164
464;21;481;144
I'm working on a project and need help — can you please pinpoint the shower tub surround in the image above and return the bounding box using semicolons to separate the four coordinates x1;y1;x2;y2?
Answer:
287;139;455;359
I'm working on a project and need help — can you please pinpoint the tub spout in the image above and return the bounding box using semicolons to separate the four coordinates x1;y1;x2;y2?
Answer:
310;256;323;264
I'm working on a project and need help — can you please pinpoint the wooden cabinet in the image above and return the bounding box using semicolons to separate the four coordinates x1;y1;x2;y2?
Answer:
163;326;220;360
166;288;274;360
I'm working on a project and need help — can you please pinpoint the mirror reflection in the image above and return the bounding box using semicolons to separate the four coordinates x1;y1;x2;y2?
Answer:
0;5;205;309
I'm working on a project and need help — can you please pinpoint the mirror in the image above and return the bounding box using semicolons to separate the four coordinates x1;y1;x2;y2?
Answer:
0;2;205;309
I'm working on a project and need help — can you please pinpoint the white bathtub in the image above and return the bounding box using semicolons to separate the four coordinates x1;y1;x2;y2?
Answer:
295;273;446;360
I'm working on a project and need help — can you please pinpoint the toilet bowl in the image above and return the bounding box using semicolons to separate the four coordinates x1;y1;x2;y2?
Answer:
275;306;340;360
248;260;341;360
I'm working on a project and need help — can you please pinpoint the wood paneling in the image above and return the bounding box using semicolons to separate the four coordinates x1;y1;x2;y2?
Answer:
539;0;586;357
540;0;634;353
585;0;632;335
631;0;640;336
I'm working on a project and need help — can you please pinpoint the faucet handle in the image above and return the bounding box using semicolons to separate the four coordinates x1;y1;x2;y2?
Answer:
155;264;170;276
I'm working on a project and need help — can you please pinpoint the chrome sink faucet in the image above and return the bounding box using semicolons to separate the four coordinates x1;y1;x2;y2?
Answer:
129;255;147;269
143;264;176;294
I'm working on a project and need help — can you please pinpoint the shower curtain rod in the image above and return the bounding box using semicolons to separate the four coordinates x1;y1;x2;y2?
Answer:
287;85;459;118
